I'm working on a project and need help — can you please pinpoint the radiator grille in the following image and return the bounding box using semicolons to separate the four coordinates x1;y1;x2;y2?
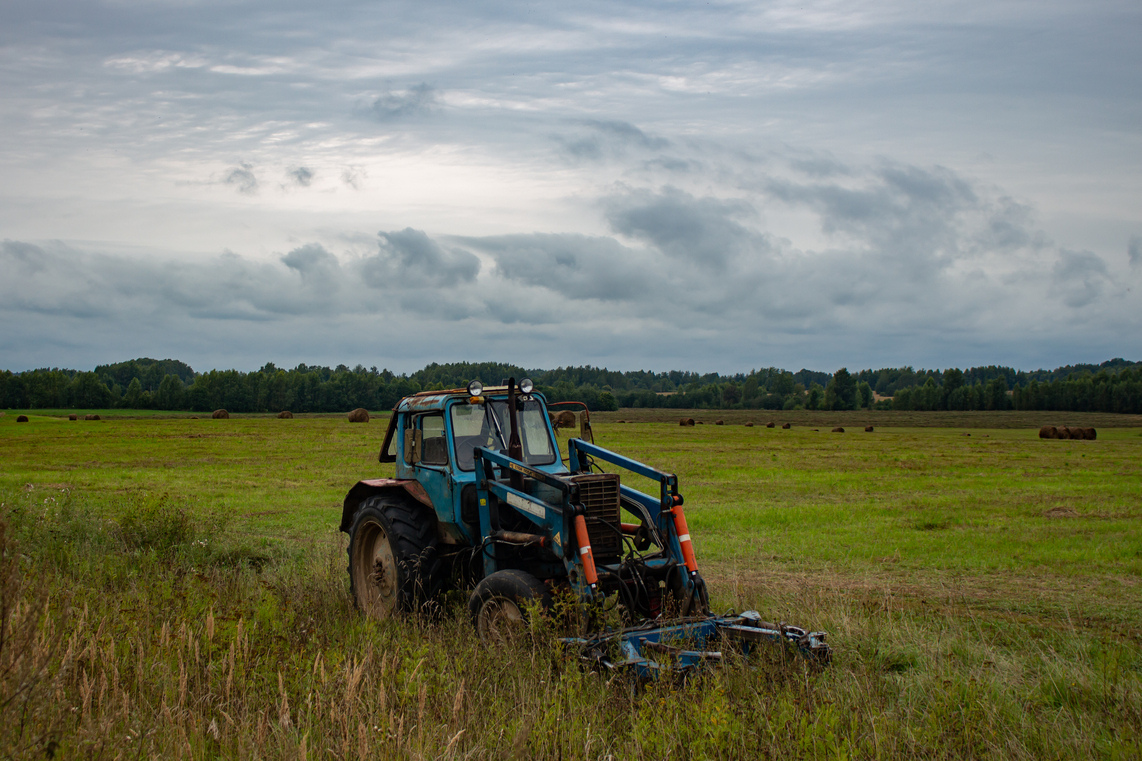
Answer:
571;473;622;560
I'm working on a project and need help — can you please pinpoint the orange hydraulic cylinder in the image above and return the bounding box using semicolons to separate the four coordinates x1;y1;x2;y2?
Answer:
573;514;599;588
669;500;699;576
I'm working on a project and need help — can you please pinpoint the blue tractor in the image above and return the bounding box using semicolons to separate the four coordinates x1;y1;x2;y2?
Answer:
340;378;828;673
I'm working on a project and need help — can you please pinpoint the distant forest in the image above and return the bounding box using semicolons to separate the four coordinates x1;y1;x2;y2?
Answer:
2;357;1141;414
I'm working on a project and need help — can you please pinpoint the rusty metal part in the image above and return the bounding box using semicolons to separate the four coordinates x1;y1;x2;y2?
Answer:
340;479;433;532
494;530;547;547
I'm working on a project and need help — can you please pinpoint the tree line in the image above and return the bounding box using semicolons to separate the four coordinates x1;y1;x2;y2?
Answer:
1;357;1139;414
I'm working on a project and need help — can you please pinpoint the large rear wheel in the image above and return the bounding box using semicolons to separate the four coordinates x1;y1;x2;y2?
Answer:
348;494;439;619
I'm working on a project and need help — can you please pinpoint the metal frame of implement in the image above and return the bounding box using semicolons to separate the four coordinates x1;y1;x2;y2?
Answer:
473;432;830;674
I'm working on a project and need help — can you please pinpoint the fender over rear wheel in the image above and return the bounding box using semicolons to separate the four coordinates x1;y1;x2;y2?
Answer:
348;494;439;619
468;570;552;642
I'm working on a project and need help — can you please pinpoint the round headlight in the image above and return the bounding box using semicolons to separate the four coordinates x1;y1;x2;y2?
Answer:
519;378;534;394
467;380;483;396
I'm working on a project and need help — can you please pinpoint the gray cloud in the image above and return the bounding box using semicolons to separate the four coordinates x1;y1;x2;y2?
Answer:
360;228;480;288
1130;235;1141;268
586;121;669;151
604;187;764;271
0;240;350;326
1051;250;1110;308
341;167;364;189
371;83;437;121
224;164;258;195
764;162;977;250
286;166;314;187
1;239;49;275
464;233;655;302
977;197;1038;251
281;243;341;299
789;155;853;179
558;120;670;161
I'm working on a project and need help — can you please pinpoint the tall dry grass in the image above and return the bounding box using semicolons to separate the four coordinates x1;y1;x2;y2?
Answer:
0;487;1139;759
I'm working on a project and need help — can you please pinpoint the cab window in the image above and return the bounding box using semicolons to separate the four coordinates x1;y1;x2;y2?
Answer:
420;413;448;466
450;399;557;471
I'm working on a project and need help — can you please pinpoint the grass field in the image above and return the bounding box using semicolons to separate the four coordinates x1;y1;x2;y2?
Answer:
1;410;1140;759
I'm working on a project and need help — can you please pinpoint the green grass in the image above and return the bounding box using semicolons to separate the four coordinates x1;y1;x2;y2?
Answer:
1;411;1140;759
0;412;381;543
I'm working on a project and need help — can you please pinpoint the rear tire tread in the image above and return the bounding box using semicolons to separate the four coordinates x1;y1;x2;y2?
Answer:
348;493;441;615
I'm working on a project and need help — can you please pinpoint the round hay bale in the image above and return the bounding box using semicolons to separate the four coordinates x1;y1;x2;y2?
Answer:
715;420;724;426
1056;426;1071;439
766;421;776;428
781;423;791;429
16;414;29;423
347;408;370;423
1038;426;1056;439
277;410;294;419
212;409;229;419
551;410;577;430
68;414;78;421
679;418;695;427
1084;427;1097;440
1068;427;1085;440
745;422;754;427
84;414;101;421
831;427;844;433
864;425;874;432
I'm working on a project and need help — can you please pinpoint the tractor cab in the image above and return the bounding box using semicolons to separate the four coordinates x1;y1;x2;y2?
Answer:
374;380;569;547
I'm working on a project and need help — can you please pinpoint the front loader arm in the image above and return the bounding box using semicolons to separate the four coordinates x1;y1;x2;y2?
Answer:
472;446;576;580
567;438;708;612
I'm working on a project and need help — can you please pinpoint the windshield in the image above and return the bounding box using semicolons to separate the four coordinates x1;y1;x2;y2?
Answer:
451;399;557;471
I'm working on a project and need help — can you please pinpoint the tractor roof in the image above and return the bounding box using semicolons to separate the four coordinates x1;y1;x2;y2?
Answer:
395;385;535;413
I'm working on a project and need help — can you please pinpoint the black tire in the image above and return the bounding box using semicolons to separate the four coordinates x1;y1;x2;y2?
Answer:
348;494;439;620
468;570;552;642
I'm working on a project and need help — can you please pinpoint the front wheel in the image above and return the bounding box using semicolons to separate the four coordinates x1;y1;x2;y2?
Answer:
468;570;551;642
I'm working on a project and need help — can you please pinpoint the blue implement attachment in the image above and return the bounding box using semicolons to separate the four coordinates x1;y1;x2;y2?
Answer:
564;611;830;678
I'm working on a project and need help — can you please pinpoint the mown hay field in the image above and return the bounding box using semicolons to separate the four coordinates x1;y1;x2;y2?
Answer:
1;410;1140;759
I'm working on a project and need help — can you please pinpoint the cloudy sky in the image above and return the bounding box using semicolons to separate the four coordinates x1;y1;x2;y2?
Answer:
2;0;1140;375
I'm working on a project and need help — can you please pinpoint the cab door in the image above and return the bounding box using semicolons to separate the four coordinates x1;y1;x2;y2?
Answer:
406;412;454;526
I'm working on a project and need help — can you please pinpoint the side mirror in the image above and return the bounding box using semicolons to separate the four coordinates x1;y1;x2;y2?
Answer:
403;428;422;464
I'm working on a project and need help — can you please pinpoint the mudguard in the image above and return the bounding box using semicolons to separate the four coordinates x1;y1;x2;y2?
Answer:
340;478;435;533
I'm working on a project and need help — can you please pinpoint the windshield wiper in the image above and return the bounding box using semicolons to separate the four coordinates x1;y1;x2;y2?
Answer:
483;402;508;450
